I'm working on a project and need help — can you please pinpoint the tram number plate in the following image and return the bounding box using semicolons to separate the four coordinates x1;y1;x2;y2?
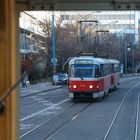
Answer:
80;84;86;87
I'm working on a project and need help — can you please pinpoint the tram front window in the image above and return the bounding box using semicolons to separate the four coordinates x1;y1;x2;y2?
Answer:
71;64;99;78
75;69;93;78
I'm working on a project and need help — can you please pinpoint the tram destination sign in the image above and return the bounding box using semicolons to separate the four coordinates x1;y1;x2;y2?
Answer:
75;59;93;64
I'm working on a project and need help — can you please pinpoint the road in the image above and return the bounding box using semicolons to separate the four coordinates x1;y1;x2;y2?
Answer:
20;76;140;140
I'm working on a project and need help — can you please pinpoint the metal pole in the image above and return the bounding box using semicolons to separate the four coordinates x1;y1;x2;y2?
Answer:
132;12;136;76
106;32;109;58
23;17;26;61
79;21;82;52
132;44;135;75
78;20;99;54
124;40;127;74
52;14;56;84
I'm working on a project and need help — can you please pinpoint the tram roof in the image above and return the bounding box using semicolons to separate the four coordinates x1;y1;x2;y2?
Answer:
69;56;119;65
108;59;120;64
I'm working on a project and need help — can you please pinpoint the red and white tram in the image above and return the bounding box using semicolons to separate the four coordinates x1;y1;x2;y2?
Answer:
68;56;120;100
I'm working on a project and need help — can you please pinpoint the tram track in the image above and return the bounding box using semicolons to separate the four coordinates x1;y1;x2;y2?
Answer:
134;93;140;140
44;103;92;140
20;101;92;140
20;96;91;139
103;82;140;140
20;98;70;122
20;77;140;140
20;99;74;139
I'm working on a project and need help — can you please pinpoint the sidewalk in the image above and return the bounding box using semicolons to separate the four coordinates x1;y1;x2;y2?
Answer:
121;73;140;78
20;82;65;98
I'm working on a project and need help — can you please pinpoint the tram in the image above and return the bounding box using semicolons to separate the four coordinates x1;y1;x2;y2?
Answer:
68;56;120;100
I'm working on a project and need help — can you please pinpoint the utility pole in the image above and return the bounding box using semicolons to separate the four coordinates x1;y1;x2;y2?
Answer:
96;30;109;58
93;31;98;56
79;21;83;52
23;17;26;61
124;40;127;74
132;12;136;76
52;13;57;84
77;20;98;54
132;44;135;75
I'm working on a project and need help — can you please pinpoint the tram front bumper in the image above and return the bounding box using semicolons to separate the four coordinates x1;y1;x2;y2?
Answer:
92;91;104;98
69;91;104;99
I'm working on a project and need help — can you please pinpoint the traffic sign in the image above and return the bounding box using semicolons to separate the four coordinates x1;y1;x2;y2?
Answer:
120;64;124;69
51;58;57;64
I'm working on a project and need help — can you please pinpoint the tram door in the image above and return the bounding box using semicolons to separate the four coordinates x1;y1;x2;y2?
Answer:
0;0;18;140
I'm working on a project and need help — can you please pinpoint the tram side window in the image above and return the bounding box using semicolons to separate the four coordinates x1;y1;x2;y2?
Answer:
110;64;114;73
114;64;120;73
108;64;111;74
104;64;109;76
105;64;111;76
100;65;104;77
95;65;100;78
70;65;74;77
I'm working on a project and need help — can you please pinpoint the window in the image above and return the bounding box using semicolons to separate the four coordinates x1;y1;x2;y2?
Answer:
100;64;104;77
112;15;116;19
95;65;100;78
74;65;94;78
65;15;69;20
102;64;110;76
107;15;111;20
61;15;69;20
114;64;120;73
70;64;99;78
111;64;120;73
116;14;120;19
61;15;64;20
102;15;106;20
110;64;114;73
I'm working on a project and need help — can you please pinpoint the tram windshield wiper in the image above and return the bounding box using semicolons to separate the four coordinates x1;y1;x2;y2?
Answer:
80;76;84;80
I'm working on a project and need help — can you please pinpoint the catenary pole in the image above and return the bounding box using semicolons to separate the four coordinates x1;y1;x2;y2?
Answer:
52;13;56;74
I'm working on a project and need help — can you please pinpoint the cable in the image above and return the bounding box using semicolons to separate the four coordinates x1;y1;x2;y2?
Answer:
0;72;26;113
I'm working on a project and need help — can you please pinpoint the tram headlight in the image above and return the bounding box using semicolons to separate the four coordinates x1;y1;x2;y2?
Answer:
97;85;99;89
89;85;93;89
73;85;77;89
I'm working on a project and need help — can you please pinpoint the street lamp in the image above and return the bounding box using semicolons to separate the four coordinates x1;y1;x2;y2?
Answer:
124;42;132;74
116;26;135;75
124;43;135;74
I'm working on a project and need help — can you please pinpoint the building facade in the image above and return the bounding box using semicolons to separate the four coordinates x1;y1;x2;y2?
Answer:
59;11;140;42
